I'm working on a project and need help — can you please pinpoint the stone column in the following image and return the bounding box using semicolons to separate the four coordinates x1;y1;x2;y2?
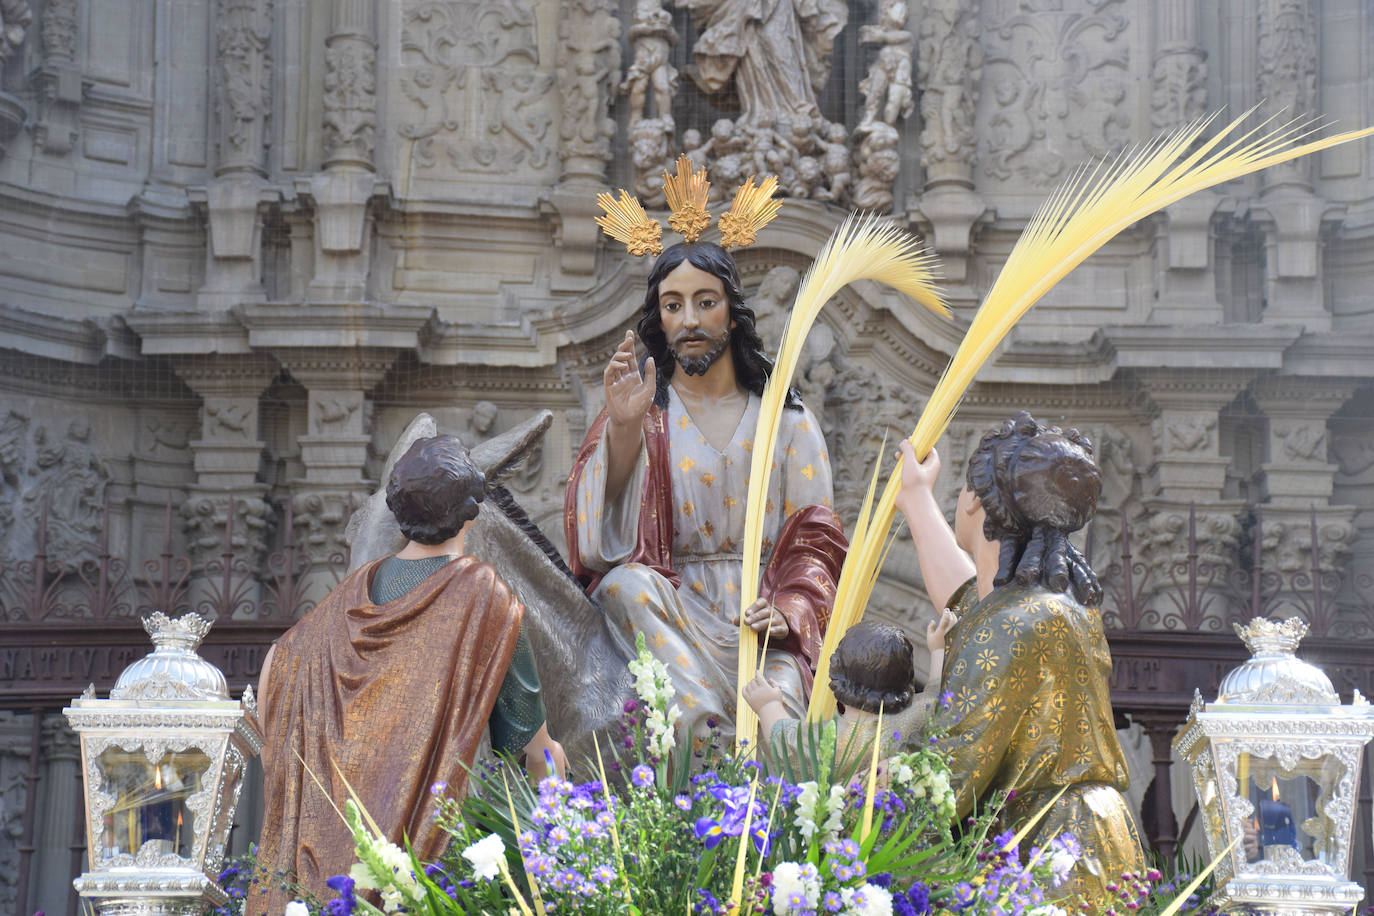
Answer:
274;349;394;600
1251;377;1358;591
30;716;80;916
1136;371;1252;630
1251;0;1332;331
545;0;620;284
1148;0;1222;324
908;0;986;294
174;354;280;618
198;0;275;310
307;0;379;302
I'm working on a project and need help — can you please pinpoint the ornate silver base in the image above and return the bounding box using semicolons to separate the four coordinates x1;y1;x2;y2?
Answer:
75;868;229;916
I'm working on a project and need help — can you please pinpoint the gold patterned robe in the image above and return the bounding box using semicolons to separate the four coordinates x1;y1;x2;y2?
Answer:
938;579;1145;908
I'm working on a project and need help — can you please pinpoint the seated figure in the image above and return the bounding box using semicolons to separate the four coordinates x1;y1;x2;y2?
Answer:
564;241;848;743
250;435;566;915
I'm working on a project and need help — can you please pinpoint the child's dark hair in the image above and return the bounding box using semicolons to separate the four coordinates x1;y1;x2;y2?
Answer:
829;621;916;714
386;435;485;545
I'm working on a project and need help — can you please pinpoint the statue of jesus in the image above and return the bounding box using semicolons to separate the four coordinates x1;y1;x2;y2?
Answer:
564;241;847;742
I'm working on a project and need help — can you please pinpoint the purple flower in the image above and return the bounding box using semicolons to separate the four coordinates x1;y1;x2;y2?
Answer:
324;874;357;916
631;764;655;787
430;780;448;795
624;699;640;713
675;794;692;811
695;816;727;849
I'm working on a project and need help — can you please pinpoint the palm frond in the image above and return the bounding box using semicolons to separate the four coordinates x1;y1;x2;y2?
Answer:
736;213;946;748
825;108;1374;663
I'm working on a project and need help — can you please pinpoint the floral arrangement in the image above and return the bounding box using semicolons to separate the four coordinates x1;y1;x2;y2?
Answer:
228;634;1216;916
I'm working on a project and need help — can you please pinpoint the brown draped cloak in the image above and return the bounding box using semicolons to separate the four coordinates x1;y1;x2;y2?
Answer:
563;405;848;689
248;556;522;916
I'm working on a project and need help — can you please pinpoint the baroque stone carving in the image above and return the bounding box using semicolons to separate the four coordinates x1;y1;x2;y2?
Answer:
981;0;1132;187
857;0;914;132
182;494;271;568
12;420;110;575
291;490;351;557
558;0;621;181
1260;515;1357;574
215;0;273;171
322;39;378;167
0;0;31;67
1150;47;1206;132
853;122;901;211
1273;420;1326;463
1162;413;1216;454
399;0;556;176
141;416;193;456
620;0;675;126
916;0;982;176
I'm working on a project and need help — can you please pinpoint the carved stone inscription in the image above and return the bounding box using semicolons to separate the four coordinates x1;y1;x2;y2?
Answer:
398;0;556;178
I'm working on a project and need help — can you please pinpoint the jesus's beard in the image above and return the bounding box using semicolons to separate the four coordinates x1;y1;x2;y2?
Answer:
670;329;731;376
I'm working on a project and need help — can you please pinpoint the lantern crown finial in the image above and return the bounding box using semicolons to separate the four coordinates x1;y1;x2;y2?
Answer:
1216;616;1338;706
111;611;229;701
1234;616;1308;657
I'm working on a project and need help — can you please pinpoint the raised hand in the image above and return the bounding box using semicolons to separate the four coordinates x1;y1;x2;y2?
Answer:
604;330;657;430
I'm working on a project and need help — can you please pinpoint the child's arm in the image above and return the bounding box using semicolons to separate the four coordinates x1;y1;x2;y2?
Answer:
925;607;958;684
742;673;791;742
895;440;976;610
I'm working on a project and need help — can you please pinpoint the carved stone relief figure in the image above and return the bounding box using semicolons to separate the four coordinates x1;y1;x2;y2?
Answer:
857;0;914;131
559;0;621;181
853;122;901;211
980;0;1132;188
1257;0;1315;186
399;0;556;177
322;39;378;167
620;0;677;125
750;265;800;357
0;0;31;69
215;0;272;173
822;355;918;521
14;420;110;575
916;0;982;181
670;0;849;202
629;116;674;205
31;0;80;155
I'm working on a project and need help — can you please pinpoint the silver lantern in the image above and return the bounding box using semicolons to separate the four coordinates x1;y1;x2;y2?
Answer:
65;612;263;916
1174;617;1374;915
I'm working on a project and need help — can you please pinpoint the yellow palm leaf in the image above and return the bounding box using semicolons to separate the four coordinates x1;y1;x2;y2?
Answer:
821;108;1374;687
736;213;946;748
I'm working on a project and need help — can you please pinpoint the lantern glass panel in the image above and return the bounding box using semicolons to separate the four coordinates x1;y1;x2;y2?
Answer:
1236;751;1344;868
95;748;211;862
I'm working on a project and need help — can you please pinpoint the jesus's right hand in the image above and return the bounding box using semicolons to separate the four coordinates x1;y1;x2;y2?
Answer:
604;330;657;429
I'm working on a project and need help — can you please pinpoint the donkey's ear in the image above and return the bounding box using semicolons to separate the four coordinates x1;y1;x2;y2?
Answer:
470;409;554;487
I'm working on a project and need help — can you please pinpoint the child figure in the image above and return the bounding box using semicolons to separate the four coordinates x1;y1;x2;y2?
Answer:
744;609;957;772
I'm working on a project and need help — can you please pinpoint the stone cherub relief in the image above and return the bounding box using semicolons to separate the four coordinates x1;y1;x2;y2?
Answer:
852;0;913;210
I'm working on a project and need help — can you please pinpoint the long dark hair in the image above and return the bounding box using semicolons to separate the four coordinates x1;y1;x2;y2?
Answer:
637;242;802;410
966;411;1103;605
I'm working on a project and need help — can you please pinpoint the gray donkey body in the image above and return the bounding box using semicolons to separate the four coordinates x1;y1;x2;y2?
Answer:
343;412;634;768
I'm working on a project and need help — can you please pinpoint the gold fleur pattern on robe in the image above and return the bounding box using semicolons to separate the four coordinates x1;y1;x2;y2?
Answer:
937;580;1145;909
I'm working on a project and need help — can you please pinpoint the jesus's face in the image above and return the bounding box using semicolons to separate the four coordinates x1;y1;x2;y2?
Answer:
658;260;734;376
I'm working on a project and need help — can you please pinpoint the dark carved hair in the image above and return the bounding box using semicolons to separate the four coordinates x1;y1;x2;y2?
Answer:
966;410;1103;605
829;621;916;714
386;435;485;545
637;242;802;410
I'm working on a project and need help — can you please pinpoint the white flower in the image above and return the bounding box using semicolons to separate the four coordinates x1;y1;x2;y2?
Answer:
840;884;892;916
771;861;821;914
462;833;507;880
1027;906;1069;916
284;902;309;916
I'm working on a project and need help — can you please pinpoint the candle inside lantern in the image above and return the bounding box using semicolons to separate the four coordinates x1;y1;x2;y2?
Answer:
1259;777;1297;852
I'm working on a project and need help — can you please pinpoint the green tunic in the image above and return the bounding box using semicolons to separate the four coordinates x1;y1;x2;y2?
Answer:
371;555;547;757
937;578;1145;908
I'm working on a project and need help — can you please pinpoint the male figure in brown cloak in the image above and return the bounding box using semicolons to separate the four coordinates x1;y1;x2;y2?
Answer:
250;435;566;916
564;241;847;743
